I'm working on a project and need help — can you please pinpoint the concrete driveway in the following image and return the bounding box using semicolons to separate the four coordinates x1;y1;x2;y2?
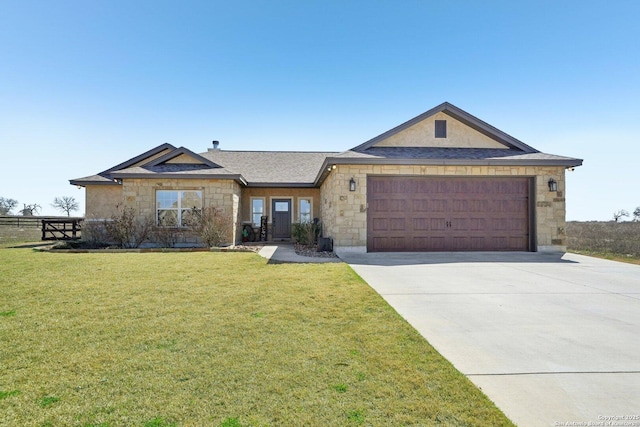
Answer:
340;251;640;427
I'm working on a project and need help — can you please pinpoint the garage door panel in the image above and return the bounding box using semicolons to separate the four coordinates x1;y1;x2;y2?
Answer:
372;236;406;251
413;199;430;212
389;199;407;211
371;218;389;231
367;176;530;252
412;218;429;231
428;199;447;212
469;218;487;231
412;236;446;251
390;218;406;231
370;199;388;211
429;218;447;231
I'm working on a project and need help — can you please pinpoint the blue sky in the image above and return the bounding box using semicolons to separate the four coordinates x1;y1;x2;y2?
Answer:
1;1;638;220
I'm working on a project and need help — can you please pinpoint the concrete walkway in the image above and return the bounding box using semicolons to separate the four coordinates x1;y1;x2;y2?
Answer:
258;243;342;263
340;251;640;427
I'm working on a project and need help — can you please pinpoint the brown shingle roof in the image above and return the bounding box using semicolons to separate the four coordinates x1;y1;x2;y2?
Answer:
201;150;339;185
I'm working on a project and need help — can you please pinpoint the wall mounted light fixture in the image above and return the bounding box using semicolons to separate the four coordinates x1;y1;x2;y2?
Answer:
349;177;356;191
548;178;558;192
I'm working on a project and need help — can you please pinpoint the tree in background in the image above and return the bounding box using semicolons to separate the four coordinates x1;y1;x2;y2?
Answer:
20;203;41;216
612;209;629;223
0;197;18;215
634;207;640;222
52;196;79;217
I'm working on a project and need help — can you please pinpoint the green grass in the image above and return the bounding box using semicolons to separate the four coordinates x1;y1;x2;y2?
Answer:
0;390;21;400
0;249;513;426
38;396;60;408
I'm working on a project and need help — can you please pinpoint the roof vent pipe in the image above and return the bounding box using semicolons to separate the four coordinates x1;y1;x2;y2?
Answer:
212;140;220;150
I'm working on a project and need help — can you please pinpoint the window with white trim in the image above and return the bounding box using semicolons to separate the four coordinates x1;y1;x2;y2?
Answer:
156;190;202;227
251;198;265;226
299;198;312;223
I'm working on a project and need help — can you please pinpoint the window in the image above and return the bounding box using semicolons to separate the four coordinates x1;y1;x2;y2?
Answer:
251;198;265;226
156;190;202;226
299;198;312;223
435;120;447;138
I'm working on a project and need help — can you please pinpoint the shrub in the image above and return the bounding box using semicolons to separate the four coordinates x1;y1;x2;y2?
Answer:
151;226;179;248
104;205;154;248
190;206;233;247
292;221;320;245
82;217;110;245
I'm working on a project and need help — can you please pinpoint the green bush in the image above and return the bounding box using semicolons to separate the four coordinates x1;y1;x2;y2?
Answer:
292;221;320;245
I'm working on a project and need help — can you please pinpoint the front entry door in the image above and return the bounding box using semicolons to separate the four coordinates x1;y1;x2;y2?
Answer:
272;199;292;239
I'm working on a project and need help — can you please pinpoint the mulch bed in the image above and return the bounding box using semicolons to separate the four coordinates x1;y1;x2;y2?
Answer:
294;243;338;258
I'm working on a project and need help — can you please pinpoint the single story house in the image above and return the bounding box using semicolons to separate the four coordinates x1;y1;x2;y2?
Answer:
70;102;583;253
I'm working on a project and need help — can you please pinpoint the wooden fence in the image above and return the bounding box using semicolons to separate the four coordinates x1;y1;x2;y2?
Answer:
0;216;84;241
0;216;43;228
41;219;83;240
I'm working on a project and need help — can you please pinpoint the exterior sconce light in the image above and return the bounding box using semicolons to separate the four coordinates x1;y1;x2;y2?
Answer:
349;177;356;192
548;178;558;192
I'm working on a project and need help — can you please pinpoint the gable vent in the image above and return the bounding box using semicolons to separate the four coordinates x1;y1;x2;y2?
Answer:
435;120;447;138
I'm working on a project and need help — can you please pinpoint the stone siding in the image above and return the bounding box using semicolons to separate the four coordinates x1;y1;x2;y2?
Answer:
122;178;241;244
85;185;122;220
320;164;567;252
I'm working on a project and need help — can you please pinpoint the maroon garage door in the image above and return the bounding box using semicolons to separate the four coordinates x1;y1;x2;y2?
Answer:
367;176;532;252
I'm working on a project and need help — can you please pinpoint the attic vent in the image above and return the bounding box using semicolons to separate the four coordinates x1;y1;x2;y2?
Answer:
435;120;447;138
212;140;220;149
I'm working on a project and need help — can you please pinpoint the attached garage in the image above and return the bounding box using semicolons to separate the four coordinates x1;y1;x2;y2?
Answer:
367;176;533;252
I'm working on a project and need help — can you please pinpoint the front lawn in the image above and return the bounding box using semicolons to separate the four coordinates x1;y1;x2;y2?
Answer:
0;249;513;426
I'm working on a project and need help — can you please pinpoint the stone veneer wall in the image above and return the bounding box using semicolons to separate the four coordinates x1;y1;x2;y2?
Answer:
85;185;122;220
122;178;242;244
320;164;567;252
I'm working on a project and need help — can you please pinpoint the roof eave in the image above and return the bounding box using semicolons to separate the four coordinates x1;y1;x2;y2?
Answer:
315;156;583;185
246;182;318;188
109;172;248;185
313;158;333;186
69;179;120;187
326;156;583;167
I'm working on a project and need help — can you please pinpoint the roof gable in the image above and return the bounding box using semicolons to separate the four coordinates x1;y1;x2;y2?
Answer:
101;143;176;175
145;147;221;168
351;102;538;153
